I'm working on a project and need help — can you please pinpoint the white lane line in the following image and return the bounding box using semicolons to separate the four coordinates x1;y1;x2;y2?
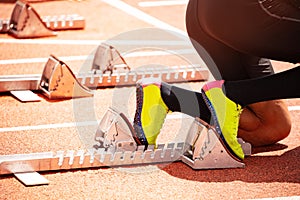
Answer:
288;106;300;111
1;106;300;133
0;39;190;46
0;55;92;65
0;49;195;65
0;39;102;45
0;113;188;133
139;0;188;7
101;0;186;36
0;121;98;133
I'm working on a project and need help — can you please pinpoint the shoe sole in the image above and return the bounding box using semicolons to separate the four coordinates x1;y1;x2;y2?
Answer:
133;83;149;147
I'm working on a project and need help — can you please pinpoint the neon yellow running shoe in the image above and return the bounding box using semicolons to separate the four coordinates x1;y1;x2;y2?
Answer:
202;80;244;160
133;78;169;147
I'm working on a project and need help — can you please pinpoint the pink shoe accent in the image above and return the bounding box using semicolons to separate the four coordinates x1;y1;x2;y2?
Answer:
202;80;224;92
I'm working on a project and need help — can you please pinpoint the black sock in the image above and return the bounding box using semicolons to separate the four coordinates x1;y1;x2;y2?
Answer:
160;82;211;123
224;65;300;107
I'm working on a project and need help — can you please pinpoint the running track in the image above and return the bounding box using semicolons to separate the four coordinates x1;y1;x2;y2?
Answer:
0;0;299;199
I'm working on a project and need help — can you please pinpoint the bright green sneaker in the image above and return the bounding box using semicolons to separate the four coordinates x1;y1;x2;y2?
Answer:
133;78;169;148
202;80;244;160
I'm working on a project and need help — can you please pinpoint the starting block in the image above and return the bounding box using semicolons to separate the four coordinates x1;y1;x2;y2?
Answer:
182;118;251;169
92;43;131;74
0;107;251;186
39;55;93;99
0;0;85;38
94;107;251;169
0;44;209;102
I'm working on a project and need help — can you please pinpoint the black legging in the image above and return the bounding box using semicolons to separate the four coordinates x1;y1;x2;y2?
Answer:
160;0;300;123
186;0;300;81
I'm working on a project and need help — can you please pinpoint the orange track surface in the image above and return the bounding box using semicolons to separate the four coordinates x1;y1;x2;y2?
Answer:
0;0;299;199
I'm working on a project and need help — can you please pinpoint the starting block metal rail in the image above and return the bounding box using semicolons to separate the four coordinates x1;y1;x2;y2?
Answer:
0;0;85;38
0;44;209;101
0;108;251;186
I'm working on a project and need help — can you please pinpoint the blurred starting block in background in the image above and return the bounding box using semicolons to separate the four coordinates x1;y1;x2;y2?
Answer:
0;0;85;38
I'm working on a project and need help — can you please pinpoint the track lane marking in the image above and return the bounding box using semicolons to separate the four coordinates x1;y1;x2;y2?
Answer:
0;39;190;45
0;49;195;65
0;55;91;65
288;106;300;111
0;114;189;133
0;121;99;133
101;0;186;36
1;107;300;133
0;39;103;45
